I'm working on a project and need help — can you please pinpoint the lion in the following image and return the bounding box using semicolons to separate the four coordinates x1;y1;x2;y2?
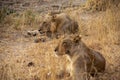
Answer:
54;35;106;80
38;13;79;38
26;13;79;43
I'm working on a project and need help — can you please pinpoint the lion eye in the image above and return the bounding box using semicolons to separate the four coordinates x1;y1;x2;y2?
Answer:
66;50;70;54
43;21;46;24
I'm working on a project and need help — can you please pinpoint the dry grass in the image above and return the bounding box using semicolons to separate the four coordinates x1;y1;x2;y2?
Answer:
85;0;120;11
0;1;120;80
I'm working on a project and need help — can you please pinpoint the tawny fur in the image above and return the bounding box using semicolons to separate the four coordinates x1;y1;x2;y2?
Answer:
39;13;79;38
54;35;106;80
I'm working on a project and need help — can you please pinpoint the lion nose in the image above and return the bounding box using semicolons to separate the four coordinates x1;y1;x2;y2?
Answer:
38;29;41;32
54;47;58;52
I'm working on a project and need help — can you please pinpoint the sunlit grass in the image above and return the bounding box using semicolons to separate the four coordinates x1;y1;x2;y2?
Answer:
0;0;120;80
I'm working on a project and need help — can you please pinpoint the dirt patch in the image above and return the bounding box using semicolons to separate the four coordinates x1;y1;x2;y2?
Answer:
0;0;86;13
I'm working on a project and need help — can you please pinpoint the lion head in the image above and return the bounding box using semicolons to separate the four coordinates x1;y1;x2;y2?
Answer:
54;35;82;56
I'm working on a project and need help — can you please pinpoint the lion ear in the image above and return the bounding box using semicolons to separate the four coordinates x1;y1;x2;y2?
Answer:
73;35;82;43
62;42;68;48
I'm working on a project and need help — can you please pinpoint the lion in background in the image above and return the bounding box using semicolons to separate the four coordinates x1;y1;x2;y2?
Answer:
28;12;79;37
27;12;79;42
54;35;106;80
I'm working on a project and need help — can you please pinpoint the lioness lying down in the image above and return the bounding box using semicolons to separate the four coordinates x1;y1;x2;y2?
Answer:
54;35;106;80
27;12;79;42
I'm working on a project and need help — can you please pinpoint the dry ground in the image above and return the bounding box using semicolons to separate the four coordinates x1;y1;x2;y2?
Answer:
0;0;120;80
